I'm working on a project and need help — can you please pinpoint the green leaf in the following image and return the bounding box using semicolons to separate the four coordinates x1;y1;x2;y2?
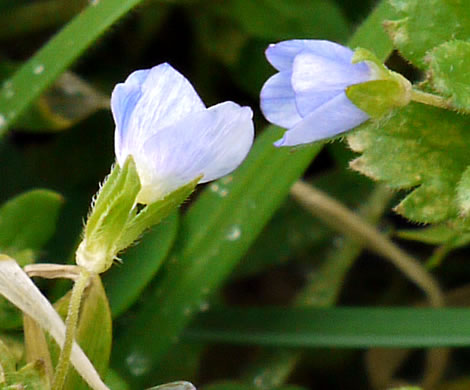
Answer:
112;127;322;386
104;212;179;318
53;275;112;390
427;40;470;111
385;0;470;68
0;0;147;137
184;307;470;348
0;189;63;264
348;102;470;224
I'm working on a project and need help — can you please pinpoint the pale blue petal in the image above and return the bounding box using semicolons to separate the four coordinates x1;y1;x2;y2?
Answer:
135;102;254;203
294;88;344;118
111;69;150;163
291;51;371;118
112;63;206;166
274;92;369;147
260;72;302;128
266;39;356;72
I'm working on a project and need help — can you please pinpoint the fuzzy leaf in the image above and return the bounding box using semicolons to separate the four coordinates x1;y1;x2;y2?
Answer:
385;0;470;68
427;40;470;111
348;102;470;224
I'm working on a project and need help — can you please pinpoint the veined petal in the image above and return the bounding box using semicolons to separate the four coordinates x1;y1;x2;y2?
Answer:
274;92;369;147
292;50;371;93
266;39;356;72
112;69;150;161
294;88;344;118
260;72;302;128
112;63;206;166
136;102;254;204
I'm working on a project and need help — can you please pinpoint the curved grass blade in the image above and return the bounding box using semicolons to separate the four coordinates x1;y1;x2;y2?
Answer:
0;0;147;137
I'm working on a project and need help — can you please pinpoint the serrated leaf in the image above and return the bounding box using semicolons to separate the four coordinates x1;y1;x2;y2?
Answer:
0;189;63;264
428;40;470;111
348;103;470;223
385;0;470;68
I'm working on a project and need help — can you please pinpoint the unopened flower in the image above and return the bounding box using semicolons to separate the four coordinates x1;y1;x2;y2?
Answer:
260;39;376;147
112;63;254;204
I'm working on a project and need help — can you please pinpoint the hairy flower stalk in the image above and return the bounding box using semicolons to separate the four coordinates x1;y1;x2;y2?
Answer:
64;63;255;389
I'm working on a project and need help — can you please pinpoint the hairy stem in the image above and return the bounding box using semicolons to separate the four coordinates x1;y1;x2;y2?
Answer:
51;267;90;390
411;89;454;111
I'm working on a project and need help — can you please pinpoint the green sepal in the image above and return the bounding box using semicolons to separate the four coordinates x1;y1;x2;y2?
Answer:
116;176;200;251
427;40;470;112
77;157;141;273
351;47;389;78
346;79;407;117
347;47;411;118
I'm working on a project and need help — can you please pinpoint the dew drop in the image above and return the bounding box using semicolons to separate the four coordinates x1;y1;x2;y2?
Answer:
126;350;151;377
33;64;45;75
219;188;229;197
221;175;233;185
210;183;219;192
226;225;241;241
199;301;210;312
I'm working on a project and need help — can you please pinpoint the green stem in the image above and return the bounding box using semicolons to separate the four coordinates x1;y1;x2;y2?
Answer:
51;267;90;390
290;181;444;308
410;89;453;110
242;185;393;388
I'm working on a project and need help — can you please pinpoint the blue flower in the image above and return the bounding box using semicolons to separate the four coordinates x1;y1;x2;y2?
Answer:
260;40;375;147
112;63;254;204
